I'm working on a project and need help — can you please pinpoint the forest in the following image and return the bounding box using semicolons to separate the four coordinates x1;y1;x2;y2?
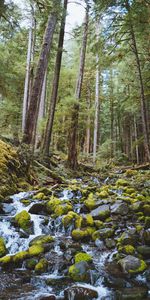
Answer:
0;0;150;299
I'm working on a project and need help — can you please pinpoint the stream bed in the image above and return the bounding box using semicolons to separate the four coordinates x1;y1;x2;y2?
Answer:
0;172;150;299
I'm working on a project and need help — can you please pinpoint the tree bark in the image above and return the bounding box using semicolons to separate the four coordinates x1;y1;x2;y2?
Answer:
42;0;68;157
125;0;150;162
22;27;33;133
93;19;101;164
67;5;89;169
22;11;57;146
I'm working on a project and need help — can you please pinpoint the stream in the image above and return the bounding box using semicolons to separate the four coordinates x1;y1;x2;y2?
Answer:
0;176;150;300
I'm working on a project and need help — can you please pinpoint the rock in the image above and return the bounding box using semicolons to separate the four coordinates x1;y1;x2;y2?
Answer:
137;246;150;258
29;235;54;247
142;229;150;245
115;287;148;300
92;228;114;241
13;210;33;233
64;286;98;300
75;252;92;264
35;258;48;274
91;204;110;221
28;203;46;215
0;237;7;258
105;238;116;249
111;201;129;215
71;229;89;241
119;255;147;274
118;231;137;246
39;295;56;300
0;205;5;214
68;261;91;282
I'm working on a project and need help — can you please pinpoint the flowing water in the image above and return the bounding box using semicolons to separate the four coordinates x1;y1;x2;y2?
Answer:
0;186;149;300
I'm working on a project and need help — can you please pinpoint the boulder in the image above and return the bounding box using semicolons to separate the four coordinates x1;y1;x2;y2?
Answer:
68;261;91;282
91;204;110;221
92;228;114;241
111;201;129;215
115;287;148;300
137;246;150;258
29;203;46;215
119;255;147;274
64;286;98;300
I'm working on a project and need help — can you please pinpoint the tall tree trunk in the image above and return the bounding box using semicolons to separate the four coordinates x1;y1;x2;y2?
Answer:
22;27;33;133
42;0;68;157
134;115;139;164
68;5;89;169
125;0;150;162
84;85;91;155
22;10;58;146
35;69;47;149
22;5;36;133
93;19;101;164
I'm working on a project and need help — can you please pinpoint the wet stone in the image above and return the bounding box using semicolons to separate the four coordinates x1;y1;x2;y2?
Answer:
111;201;129;215
29;203;46;215
64;286;98;300
115;286;148;300
91;204;110;221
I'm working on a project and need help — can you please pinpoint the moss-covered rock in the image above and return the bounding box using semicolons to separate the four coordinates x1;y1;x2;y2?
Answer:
75;252;92;264
25;258;37;270
28;245;44;256
35;258;48;274
145;217;150;229
71;229;89;241
0;237;7;258
143;204;150;216
33;192;45;200
54;203;72;217
119;255;147;274
118;245;135;255
125;169;138;177
84;193;96;211
13;251;29;263
0;255;12;266
68;261;91;282
46;196;61;213
62;211;77;228
92;228;114;241
91;204;110;221
14;210;31;231
116;179;129;187
29;235;54;247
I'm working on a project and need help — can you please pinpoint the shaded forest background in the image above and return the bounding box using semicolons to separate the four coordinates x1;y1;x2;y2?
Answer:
0;0;150;168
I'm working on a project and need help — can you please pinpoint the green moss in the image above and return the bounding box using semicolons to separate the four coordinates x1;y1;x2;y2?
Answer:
0;255;12;265
21;199;31;206
33;192;45;200
46;196;61;213
125;188;135;195
28;245;44;256
54;203;72;217
129;260;147;274
116;179;128;187
92;228;114;241
68;264;79;281
119;245;135;255
35;258;48;274
137;195;146;201
125;169;138;177
94;220;104;229
13;251;28;263
30;235;54;247
98;209;110;221
71;229;89;241
84;193;96;210
99;190;109;198
62;211;77;228
75;252;92;264
0;237;7;258
15;210;31;231
136;225;143;232
85;214;94;226
75;216;83;229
